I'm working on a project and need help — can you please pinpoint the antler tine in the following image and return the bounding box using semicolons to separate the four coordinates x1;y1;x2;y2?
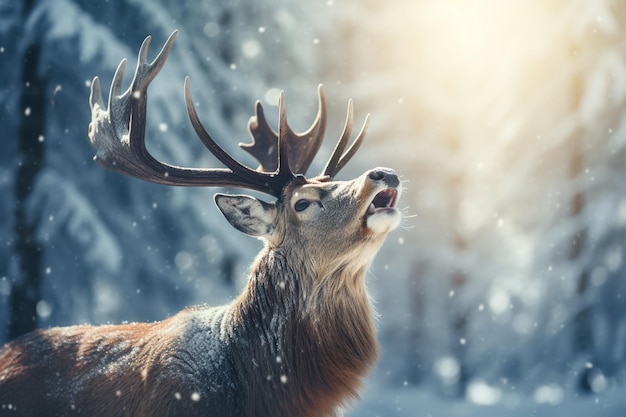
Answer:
322;99;353;177
242;100;278;172
334;113;370;175
322;102;370;178
184;78;294;195
184;78;256;180
241;85;327;175
286;85;327;174
88;31;294;197
89;31;178;176
276;91;294;178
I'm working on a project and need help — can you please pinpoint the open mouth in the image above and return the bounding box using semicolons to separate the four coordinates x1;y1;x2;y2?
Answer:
366;187;398;216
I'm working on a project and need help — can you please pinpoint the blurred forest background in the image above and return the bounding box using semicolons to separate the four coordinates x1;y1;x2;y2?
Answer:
1;0;626;415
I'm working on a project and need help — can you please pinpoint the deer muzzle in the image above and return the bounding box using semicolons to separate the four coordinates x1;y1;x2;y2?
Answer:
363;168;402;233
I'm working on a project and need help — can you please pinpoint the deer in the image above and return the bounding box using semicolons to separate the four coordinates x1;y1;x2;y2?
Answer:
0;31;402;417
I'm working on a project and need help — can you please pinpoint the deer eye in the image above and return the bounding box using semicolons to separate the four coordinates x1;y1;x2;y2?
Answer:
294;199;311;212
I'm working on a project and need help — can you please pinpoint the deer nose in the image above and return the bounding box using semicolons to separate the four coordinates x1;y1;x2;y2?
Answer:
368;168;399;187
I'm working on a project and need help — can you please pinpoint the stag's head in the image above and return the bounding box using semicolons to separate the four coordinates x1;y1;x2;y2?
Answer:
219;167;401;271
88;31;401;270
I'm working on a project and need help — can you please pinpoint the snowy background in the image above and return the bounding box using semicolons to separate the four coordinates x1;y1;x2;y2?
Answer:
2;0;626;415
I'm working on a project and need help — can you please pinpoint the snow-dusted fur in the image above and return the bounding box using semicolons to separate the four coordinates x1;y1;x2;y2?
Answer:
0;170;401;417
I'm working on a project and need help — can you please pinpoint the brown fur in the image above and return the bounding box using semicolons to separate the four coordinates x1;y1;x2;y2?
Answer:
0;169;400;417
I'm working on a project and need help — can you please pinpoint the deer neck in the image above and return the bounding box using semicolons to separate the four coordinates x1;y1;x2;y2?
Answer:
230;244;378;413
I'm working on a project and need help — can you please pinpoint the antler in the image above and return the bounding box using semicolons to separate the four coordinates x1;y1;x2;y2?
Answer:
242;86;369;178
88;31;368;198
322;99;370;178
242;86;326;174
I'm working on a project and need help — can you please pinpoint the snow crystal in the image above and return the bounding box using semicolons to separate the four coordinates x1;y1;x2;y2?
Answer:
36;300;52;319
203;22;220;38
435;356;460;385
0;277;9;296
264;88;281;105
488;289;510;315
175;251;193;271
466;380;502;406
604;247;622;271
241;40;261;59
533;384;564;405
588;371;608;393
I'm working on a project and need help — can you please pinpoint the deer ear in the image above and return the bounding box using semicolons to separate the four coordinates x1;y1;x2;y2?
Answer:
214;194;277;237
